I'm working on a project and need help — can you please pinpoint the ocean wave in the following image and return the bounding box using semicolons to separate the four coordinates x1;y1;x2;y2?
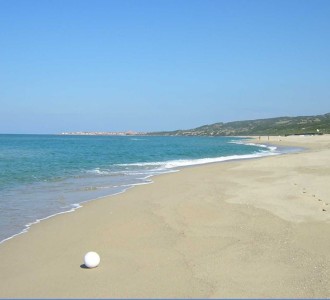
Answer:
86;168;113;175
85;168;168;177
116;151;279;170
229;140;278;152
86;168;134;176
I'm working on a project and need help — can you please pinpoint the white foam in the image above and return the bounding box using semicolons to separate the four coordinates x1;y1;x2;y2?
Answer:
87;168;113;175
117;151;279;170
229;140;278;152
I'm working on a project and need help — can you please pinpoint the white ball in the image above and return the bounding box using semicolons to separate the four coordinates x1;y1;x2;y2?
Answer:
84;251;100;268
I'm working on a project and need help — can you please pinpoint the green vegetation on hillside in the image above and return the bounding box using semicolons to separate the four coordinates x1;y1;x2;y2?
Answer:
148;113;330;136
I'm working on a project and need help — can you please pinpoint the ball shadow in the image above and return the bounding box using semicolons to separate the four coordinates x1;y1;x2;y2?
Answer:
80;264;89;269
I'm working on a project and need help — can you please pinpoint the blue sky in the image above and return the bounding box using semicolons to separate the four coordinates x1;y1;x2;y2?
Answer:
0;0;329;133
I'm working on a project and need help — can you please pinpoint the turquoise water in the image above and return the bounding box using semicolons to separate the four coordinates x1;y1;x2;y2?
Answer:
0;134;279;243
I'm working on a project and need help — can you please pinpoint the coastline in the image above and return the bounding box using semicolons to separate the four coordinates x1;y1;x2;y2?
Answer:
0;135;330;298
0;136;279;245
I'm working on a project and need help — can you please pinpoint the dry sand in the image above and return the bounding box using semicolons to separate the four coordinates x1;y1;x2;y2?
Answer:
0;135;330;298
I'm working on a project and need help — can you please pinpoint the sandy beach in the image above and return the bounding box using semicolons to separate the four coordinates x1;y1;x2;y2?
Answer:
0;135;330;298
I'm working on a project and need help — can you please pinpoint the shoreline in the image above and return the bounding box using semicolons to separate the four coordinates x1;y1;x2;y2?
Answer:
0;138;280;245
0;135;330;298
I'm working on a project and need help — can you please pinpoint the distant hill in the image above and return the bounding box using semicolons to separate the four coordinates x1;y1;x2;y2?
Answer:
148;113;330;136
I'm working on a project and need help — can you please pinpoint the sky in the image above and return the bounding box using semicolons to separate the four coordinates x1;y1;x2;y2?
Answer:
0;0;329;134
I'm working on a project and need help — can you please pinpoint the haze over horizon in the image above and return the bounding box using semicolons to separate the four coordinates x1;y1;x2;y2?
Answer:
1;0;329;134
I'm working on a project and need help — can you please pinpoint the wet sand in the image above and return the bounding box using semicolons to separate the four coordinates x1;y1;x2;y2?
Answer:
0;135;330;298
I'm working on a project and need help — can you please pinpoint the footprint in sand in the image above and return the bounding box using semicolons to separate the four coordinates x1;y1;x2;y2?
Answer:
296;186;327;210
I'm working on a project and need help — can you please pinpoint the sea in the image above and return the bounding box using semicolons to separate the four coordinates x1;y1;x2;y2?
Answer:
0;134;287;243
